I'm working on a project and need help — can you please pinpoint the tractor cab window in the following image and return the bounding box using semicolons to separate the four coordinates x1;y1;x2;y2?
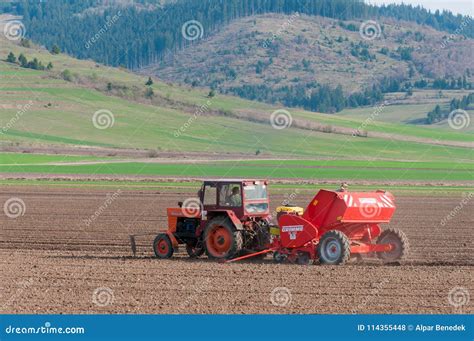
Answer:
244;183;269;214
203;184;217;206
243;183;267;200
219;183;242;207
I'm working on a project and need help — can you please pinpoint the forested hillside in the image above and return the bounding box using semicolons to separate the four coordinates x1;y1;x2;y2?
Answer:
147;13;472;113
1;0;472;114
2;0;472;69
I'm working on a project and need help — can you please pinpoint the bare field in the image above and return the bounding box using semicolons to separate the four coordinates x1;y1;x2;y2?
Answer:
1;186;473;314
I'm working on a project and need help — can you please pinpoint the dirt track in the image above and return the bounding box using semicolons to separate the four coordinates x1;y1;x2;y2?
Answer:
1;186;473;314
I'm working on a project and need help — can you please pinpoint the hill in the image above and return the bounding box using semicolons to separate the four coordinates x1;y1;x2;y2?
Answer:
0;15;472;185
144;13;473;112
3;1;472;115
7;0;472;70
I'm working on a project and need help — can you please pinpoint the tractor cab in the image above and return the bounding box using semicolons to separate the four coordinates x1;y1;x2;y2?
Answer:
199;179;270;219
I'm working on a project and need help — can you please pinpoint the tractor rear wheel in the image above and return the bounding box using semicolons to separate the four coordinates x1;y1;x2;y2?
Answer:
376;228;409;262
186;242;205;258
317;230;351;265
153;234;174;259
204;218;242;259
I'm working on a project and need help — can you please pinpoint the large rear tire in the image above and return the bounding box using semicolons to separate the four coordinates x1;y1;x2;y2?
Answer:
153;234;174;259
204;217;242;259
317;230;351;265
376;228;409;262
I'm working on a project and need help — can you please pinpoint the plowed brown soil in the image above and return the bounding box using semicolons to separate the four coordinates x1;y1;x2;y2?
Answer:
1;186;472;314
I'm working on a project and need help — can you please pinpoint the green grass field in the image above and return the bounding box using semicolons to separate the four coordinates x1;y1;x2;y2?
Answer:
0;153;108;164
1;153;473;182
0;36;472;186
0;178;470;196
1;38;472;153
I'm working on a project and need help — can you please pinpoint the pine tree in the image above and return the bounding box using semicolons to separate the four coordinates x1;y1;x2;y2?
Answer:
145;87;154;98
18;53;27;67
51;44;60;54
6;52;16;63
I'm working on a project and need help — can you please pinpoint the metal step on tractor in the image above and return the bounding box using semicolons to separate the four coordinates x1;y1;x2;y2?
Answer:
130;179;409;265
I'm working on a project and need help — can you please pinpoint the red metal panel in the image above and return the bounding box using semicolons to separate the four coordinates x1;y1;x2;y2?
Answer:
302;190;396;228
277;214;318;248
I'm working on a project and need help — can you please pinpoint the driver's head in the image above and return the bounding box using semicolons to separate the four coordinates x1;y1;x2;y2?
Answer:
232;187;240;195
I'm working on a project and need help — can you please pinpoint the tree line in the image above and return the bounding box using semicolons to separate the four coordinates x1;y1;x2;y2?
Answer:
5;51;53;71
426;93;474;124
3;0;472;70
227;74;472;114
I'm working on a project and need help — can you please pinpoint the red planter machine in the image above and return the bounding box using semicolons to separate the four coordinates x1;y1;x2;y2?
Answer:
229;189;408;265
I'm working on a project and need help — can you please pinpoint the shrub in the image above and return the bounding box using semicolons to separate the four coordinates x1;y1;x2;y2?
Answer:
61;69;73;82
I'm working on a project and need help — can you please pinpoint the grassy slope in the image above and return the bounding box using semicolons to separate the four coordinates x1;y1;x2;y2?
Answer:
339;91;474;133
1;37;472;149
0;36;472;183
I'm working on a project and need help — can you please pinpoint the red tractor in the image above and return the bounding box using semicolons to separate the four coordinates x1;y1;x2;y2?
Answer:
152;179;271;260
137;179;408;265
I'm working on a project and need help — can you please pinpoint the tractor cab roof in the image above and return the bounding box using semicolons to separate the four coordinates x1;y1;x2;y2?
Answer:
202;179;268;184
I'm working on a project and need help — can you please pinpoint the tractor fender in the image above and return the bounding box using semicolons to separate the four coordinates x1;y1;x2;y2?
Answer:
166;231;180;248
206;210;243;230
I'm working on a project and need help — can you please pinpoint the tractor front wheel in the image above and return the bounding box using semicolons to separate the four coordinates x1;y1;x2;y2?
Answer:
317;230;351;265
204;218;242;259
153;234;174;259
376;228;409;262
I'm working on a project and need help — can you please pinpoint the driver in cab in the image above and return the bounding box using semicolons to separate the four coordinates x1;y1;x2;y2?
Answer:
228;186;242;206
